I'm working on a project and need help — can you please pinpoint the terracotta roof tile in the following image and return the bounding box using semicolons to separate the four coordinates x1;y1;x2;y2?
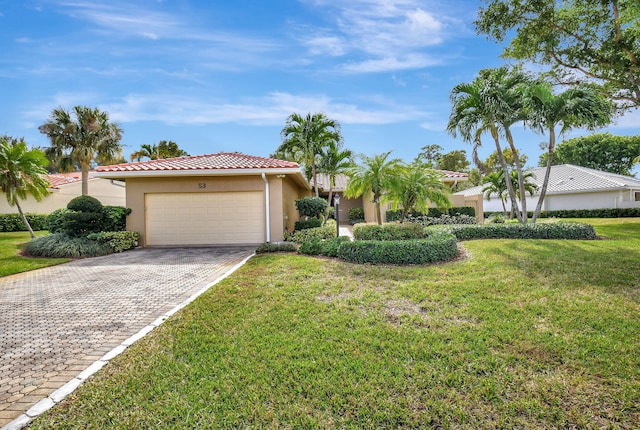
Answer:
95;152;300;172
45;172;97;189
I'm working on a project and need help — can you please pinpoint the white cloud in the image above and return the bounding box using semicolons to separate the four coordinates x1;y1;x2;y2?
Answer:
345;54;441;73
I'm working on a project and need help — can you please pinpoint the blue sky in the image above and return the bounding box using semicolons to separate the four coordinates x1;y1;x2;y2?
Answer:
1;0;638;169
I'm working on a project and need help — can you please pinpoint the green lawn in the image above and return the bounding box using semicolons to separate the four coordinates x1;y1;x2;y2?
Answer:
0;231;69;277
31;219;640;428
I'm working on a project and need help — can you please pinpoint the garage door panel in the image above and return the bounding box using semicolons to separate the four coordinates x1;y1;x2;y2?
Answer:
145;192;264;246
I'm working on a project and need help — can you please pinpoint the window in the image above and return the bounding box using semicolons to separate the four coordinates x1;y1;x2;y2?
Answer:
635;191;640;202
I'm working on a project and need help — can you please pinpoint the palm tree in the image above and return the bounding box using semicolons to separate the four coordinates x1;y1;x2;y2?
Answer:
482;171;509;217
275;113;343;197
317;141;353;224
130;140;189;161
39;106;123;196
386;163;452;222
447;68;525;223
0;136;50;238
344;152;402;225
525;83;612;222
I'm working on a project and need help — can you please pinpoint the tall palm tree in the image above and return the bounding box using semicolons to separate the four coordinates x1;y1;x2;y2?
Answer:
386;163;452;222
0;136;50;238
317;141;353;224
447;68;526;223
275;113;343;197
39;106;123;196
525;83;612;222
344;152;402;225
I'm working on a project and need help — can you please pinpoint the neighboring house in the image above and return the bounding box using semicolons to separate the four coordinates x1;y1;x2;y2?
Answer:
455;164;640;213
94;153;310;247
313;170;484;223
0;171;126;214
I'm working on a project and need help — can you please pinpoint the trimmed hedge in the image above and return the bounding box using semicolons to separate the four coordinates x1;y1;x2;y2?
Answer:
444;222;597;240
294;219;322;231
337;233;459;265
0;213;50;232
408;213;477;226
256;242;298;253
86;231;140;253
485;207;640;219
386;206;476;221
353;222;427;241
298;236;351;257
23;233;112;258
286;221;337;244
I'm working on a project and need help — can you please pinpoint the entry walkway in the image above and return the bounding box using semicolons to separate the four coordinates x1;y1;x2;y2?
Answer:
0;247;254;429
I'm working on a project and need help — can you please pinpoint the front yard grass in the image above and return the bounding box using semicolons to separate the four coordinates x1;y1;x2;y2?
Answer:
31;219;640;428
0;231;69;277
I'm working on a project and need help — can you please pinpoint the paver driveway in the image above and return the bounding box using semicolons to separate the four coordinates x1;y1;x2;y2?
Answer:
0;247;254;428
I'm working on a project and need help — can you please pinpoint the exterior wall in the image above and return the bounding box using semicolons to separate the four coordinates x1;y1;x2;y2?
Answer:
0;179;126;214
281;176;310;235
450;194;484;222
126;174;308;246
334;193;362;223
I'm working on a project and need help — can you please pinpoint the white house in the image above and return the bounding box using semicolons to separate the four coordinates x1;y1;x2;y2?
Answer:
0;172;126;214
455;164;640;213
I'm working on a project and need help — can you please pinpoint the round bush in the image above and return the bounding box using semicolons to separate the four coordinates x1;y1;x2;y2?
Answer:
48;208;71;233
67;195;104;213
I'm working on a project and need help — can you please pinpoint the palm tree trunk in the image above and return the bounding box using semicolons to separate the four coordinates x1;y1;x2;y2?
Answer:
15;200;35;239
505;128;527;223
491;130;521;222
532;126;555;223
500;197;508;218
374;194;382;225
324;188;333;226
81;162;90;196
312;163;319;197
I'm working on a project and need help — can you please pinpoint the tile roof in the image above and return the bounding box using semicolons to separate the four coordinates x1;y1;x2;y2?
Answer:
95;152;300;172
312;170;469;192
45;172;98;189
455;164;640;197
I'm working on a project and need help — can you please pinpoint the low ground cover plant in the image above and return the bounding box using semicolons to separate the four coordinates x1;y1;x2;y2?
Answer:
255;242;298;253
24;233;112;258
86;231;140;253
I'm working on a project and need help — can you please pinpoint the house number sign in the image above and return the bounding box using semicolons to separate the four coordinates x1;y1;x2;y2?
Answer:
198;183;206;189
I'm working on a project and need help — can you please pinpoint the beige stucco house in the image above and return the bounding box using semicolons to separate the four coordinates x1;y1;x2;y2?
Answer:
94;153;310;247
0;172;126;215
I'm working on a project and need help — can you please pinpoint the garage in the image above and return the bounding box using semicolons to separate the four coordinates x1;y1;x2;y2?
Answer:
145;191;265;246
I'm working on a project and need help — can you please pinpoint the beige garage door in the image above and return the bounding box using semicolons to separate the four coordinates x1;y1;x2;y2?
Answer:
145;192;264;246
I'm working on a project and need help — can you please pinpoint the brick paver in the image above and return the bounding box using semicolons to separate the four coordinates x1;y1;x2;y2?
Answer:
0;247;253;428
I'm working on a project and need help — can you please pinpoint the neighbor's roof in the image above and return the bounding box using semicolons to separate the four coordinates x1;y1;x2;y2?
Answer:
455;164;640;197
45;172;98;189
313;170;469;192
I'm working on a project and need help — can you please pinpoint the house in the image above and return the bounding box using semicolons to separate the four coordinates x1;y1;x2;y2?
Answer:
455;164;640;213
0;172;126;214
94;153;310;247
312;170;484;223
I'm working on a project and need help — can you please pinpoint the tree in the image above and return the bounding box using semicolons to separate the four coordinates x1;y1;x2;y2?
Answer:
386;163;452;222
447;66;531;223
436;150;470;172
0;136;50;238
525;83;612;221
416;144;444;167
484;147;529;174
538;133;640;176
130;140;189;161
482;171;509;217
39;106;123;196
275;113;343;197
317;141;353;224
475;0;640;109
344;152;402;225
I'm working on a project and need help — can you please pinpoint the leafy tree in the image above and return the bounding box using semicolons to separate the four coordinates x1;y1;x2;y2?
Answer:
317;141;353;224
344;152;402;225
525;83;612;221
130;140;189;161
484;147;528;174
539;133;640;176
447;66;531;223
295;196;327;219
275;113;343;197
415;144;444;167
0;136;50;238
436;150;470;172
39;106;123;195
386;163;452;222
475;0;640;109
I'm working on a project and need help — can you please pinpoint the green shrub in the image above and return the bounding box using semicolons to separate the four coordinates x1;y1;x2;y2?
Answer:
0;213;49;232
295;196;327;218
48;208;71;233
337;233;458;265
353;222;427;241
255;242;298;253
484;208;640;219
87;231;140;253
102;206;132;232
294;219;322;231
67;195;103;213
348;207;365;223
386;206;475;222
61;196;106;237
408;213;477;226
447;222;597;240
298;236;351;257
287;220;337;244
298;238;324;255
24;233;112;258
